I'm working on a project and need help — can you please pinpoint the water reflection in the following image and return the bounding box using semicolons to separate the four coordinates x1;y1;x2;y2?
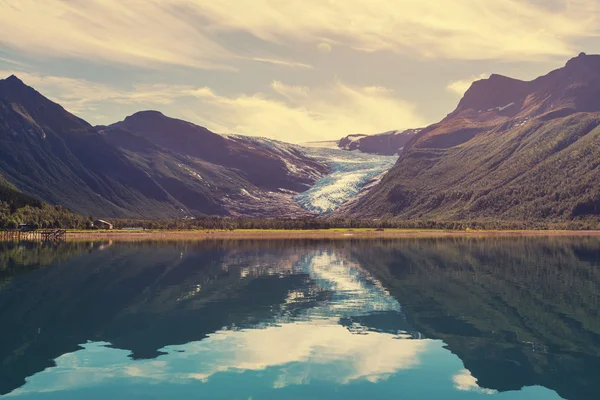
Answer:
1;238;598;399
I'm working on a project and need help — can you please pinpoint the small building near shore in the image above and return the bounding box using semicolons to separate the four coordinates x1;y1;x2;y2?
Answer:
93;219;113;230
18;224;36;232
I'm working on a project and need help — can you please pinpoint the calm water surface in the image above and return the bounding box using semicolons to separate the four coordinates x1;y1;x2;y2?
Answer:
0;238;599;399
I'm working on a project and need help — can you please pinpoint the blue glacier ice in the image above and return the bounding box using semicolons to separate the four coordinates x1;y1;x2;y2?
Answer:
294;145;398;214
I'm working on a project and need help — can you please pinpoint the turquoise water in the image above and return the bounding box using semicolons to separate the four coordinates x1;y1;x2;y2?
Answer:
1;238;598;399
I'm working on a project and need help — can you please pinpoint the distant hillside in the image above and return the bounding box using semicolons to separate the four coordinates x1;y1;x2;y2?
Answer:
342;53;600;222
0;175;87;229
0;175;42;211
338;129;421;155
111;111;326;193
0;76;328;218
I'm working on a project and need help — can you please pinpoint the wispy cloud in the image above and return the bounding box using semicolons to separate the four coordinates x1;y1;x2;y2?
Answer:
1;71;425;141
184;79;426;142
239;57;313;69
0;56;28;67
0;0;597;71
0;71;195;114
189;0;600;60
0;0;309;70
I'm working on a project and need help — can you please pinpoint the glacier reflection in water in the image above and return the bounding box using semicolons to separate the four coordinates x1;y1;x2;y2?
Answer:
0;240;579;399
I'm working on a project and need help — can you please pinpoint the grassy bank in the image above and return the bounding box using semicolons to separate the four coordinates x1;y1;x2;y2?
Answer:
66;228;600;241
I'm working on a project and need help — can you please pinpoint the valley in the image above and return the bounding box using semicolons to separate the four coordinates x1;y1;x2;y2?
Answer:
4;4;600;400
294;146;397;214
3;54;600;225
0;75;398;221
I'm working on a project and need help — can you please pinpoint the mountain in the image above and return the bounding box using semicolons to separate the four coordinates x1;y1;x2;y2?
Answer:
0;175;42;211
338;129;421;155
0;173;89;229
342;53;600;222
0;76;328;218
111;111;325;193
0;75;187;218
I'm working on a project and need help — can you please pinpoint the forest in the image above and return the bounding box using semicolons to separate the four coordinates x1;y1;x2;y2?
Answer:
107;216;600;231
2;178;600;232
0;180;91;229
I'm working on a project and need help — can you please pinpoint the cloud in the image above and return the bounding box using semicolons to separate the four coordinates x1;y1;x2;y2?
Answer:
239;57;313;69
186;80;426;142
447;73;490;96
271;81;310;100
2;70;424;141
453;369;497;394
0;71;197;115
0;57;28;67
0;0;308;70
318;43;333;54
0;0;598;71
197;0;600;60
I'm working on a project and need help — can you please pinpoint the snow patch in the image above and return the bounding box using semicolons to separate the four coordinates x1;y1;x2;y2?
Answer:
178;164;203;181
486;102;515;112
283;159;299;174
240;188;261;201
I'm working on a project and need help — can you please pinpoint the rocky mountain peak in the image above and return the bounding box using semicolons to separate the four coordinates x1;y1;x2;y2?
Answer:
453;53;600;118
561;53;600;82
124;110;166;120
456;74;527;114
0;75;90;132
0;75;34;98
5;74;24;84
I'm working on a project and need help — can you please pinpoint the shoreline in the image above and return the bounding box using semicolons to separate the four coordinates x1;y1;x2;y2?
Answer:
66;229;600;240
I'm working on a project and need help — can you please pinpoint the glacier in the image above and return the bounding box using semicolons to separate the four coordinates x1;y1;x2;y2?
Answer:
294;145;398;214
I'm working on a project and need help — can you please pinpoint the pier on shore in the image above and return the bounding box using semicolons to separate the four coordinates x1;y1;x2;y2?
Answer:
0;229;67;242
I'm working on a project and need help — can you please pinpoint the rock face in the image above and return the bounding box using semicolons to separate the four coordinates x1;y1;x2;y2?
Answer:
111;112;326;193
341;54;600;221
338;129;421;155
0;76;328;218
0;76;179;218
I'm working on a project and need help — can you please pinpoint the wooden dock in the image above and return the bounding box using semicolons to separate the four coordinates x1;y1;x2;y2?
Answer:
0;229;67;242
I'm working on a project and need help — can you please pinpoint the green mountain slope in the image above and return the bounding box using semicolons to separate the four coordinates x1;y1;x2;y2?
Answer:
343;54;600;222
0;174;88;229
0;175;42;210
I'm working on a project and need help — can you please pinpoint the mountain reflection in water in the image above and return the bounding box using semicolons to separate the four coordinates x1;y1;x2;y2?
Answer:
0;238;598;399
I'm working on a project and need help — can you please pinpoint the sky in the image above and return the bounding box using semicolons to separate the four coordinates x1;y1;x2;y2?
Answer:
1;0;599;143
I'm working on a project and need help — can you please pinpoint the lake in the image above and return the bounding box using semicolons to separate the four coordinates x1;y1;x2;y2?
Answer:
0;237;599;399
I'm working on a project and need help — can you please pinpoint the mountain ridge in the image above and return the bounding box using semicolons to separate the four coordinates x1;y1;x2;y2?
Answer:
4;54;600;222
0;76;329;219
341;54;600;222
338;129;422;155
